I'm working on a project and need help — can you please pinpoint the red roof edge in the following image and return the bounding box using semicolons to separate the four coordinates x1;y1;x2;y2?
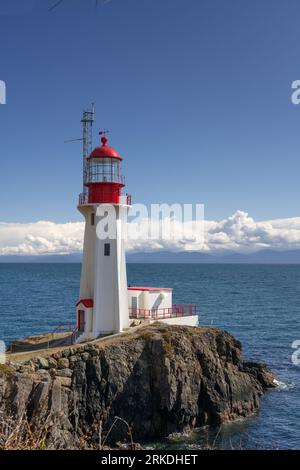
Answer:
89;146;122;160
76;298;94;308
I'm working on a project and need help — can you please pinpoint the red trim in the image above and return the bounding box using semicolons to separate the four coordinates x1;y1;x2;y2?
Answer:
76;298;94;308
128;286;173;292
88;182;124;204
78;191;132;206
90;145;122;160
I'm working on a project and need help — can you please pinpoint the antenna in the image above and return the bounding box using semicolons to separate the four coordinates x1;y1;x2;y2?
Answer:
81;104;95;194
65;104;95;196
64;138;83;143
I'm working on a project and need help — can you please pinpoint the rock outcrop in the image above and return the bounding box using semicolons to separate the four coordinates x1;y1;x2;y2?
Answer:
0;324;276;449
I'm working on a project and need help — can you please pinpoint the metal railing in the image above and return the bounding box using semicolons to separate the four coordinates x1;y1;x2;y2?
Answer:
8;323;80;353
78;192;88;205
86;174;126;185
129;304;197;320
78;192;132;206
53;322;78;334
52;322;79;345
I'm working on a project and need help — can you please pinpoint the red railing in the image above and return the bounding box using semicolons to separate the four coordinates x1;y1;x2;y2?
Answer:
129;304;197;320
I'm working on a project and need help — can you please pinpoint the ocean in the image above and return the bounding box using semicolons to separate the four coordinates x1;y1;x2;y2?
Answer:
0;263;299;449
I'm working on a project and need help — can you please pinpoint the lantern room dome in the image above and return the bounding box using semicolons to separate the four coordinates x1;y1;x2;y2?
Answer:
89;137;122;160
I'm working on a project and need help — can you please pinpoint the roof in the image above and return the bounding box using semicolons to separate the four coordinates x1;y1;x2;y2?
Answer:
76;298;94;308
89;137;122;160
128;286;173;292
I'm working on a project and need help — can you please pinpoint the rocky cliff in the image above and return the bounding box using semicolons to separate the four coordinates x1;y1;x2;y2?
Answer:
0;324;276;449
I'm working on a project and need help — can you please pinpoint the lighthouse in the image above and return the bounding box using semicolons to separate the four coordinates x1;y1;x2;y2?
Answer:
76;132;131;341
75;121;198;343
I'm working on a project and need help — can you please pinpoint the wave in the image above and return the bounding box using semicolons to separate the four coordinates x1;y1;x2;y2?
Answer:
273;379;295;390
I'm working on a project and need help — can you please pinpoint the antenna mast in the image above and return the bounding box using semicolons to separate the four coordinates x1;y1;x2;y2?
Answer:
81;104;95;194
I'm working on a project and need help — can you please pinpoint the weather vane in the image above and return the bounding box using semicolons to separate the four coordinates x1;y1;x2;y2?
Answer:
99;129;110;137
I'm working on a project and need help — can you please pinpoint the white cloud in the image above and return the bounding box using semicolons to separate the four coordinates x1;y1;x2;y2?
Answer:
1;211;300;256
0;221;84;255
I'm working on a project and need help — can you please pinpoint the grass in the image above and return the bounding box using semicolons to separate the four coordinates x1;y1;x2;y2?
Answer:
0;364;14;376
0;409;136;450
161;333;175;355
139;330;175;355
0;410;56;450
161;341;174;355
140;332;155;341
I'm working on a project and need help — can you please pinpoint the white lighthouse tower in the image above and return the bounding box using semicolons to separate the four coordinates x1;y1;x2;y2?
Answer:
76;132;131;341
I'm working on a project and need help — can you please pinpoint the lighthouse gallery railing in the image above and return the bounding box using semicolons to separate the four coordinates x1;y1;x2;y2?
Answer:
78;192;132;206
129;304;197;320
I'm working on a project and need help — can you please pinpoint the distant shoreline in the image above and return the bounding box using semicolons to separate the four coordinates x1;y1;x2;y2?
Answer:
2;248;300;264
2;260;300;265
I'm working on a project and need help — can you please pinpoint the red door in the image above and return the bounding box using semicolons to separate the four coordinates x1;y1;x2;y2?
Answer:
78;310;85;332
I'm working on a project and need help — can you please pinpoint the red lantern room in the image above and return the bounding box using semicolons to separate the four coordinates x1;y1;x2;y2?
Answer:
86;134;125;205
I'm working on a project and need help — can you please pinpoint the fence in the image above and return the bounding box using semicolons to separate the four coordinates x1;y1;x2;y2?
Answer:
129;304;197;320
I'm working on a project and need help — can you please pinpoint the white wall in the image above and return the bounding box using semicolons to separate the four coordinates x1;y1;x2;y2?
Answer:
93;204;129;335
78;203;129;337
151;315;199;327
128;289;172;311
79;206;96;300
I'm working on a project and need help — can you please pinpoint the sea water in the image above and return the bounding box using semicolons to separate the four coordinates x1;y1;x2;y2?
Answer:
0;263;299;449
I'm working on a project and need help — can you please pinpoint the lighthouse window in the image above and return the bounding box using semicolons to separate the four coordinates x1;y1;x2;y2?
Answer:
112;160;120;178
88;159;121;184
104;243;110;256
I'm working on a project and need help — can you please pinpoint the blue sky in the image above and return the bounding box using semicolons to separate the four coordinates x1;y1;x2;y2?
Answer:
1;0;300;225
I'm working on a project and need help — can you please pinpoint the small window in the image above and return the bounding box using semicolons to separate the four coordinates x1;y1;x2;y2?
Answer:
104;243;110;256
91;213;95;226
